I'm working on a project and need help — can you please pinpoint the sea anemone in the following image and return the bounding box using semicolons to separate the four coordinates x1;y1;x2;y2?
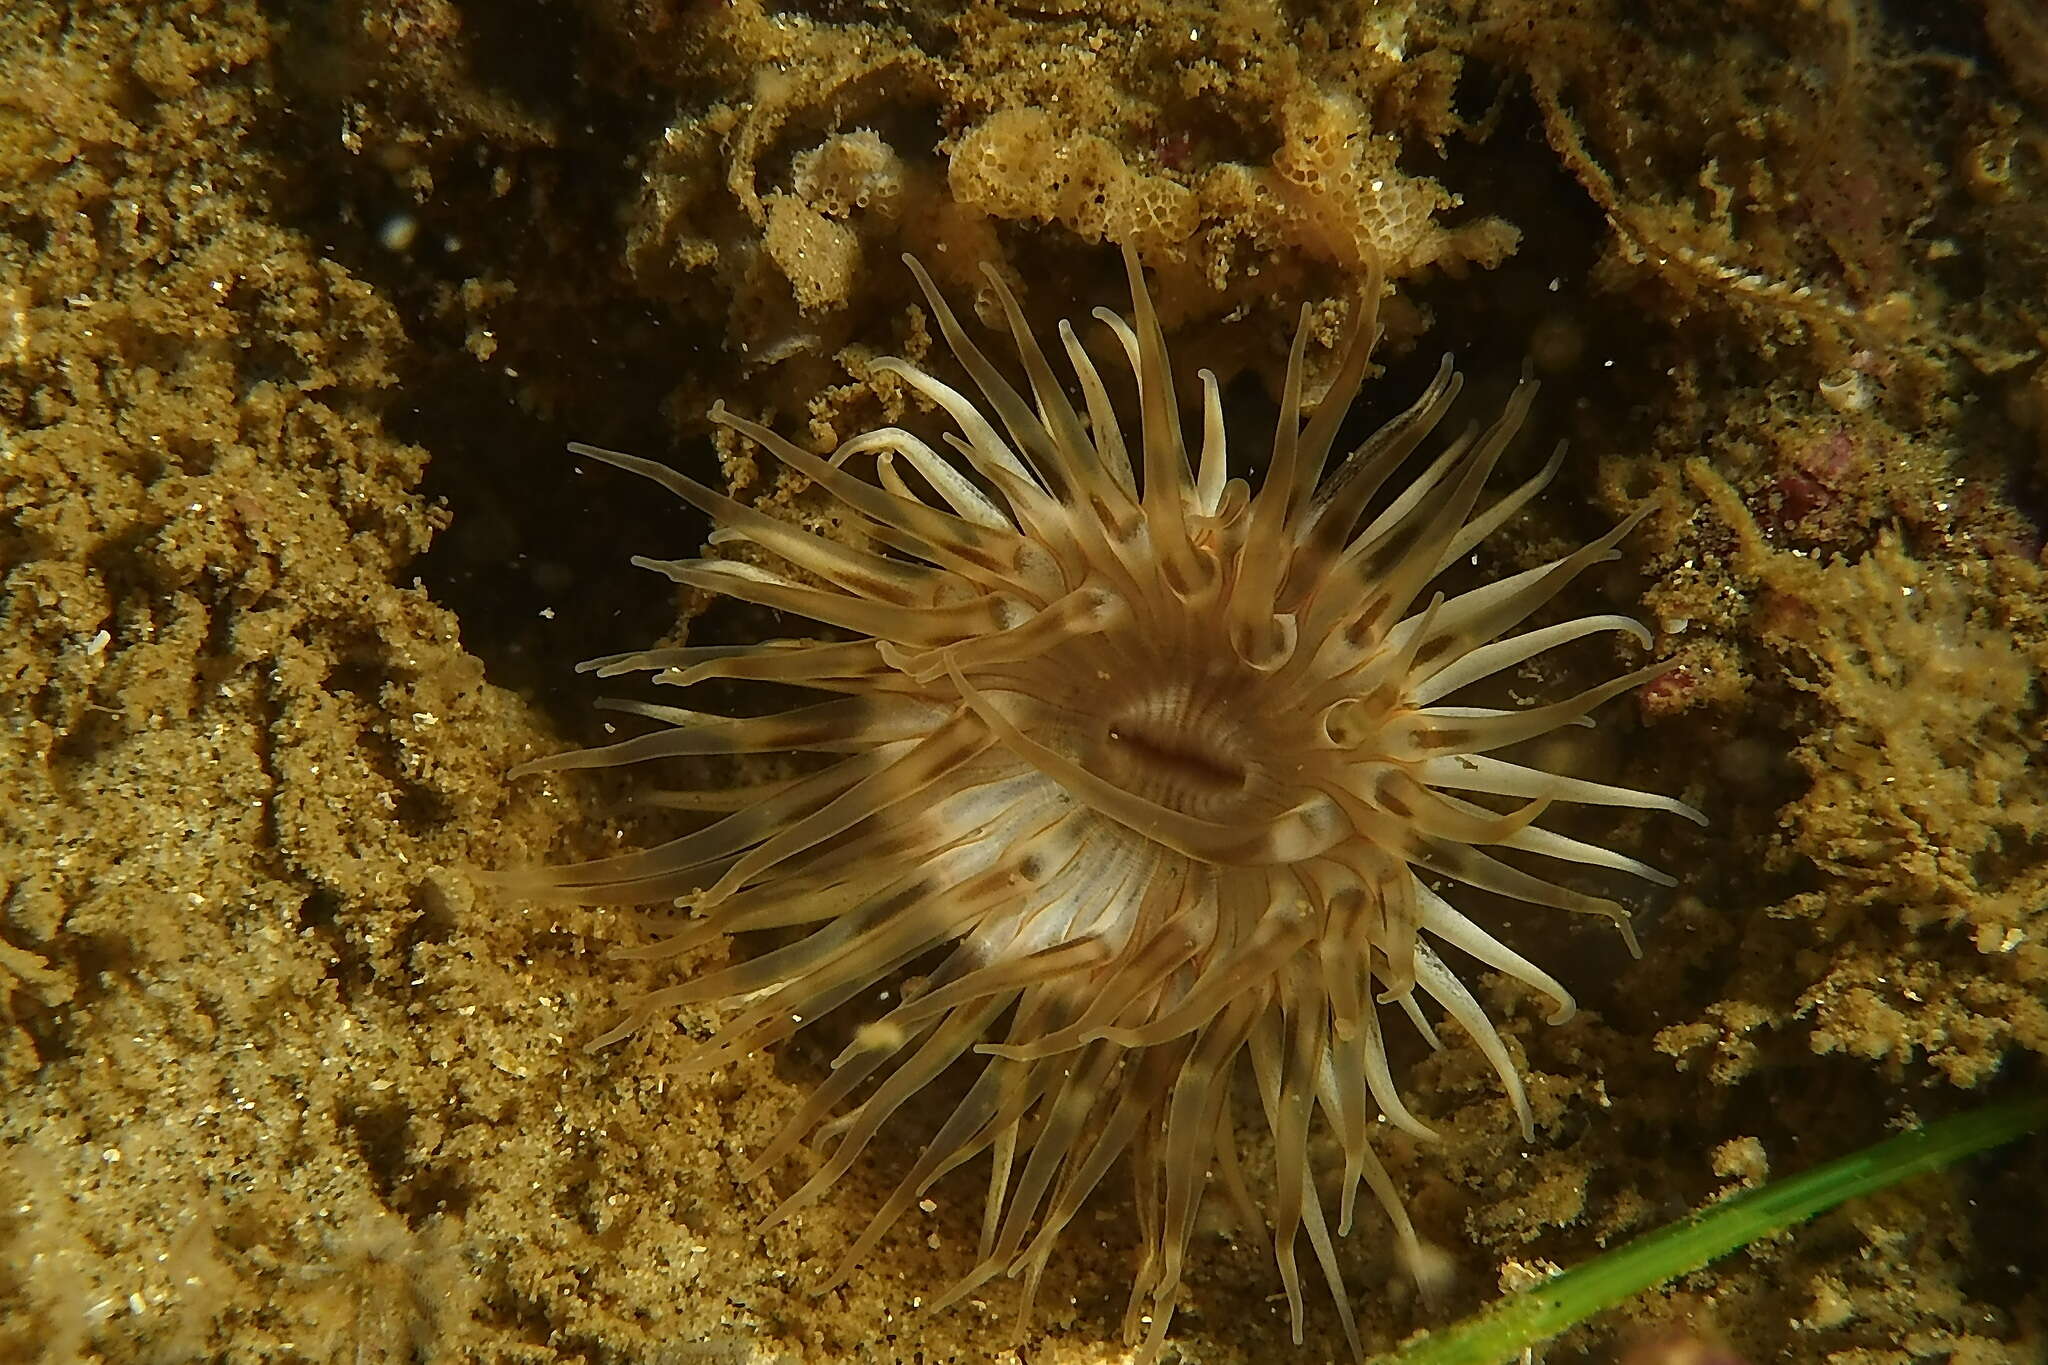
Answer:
509;247;1704;1359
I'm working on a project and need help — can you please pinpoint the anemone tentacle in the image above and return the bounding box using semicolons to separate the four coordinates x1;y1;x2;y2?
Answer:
506;245;1703;1362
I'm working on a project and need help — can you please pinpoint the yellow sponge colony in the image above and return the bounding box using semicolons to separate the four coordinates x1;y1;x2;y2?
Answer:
948;108;1198;255
948;91;1517;285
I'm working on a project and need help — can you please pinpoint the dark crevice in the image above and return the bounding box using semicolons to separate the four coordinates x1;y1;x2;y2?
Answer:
261;0;701;738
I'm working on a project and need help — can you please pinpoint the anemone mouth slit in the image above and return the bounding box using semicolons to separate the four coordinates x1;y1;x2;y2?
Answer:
507;243;1704;1363
1099;719;1251;798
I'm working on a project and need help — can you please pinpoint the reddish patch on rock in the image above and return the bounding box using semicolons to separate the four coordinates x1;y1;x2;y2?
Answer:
1772;467;1831;524
1638;663;1697;720
1152;128;1197;174
1763;429;1860;534
1806;429;1859;481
